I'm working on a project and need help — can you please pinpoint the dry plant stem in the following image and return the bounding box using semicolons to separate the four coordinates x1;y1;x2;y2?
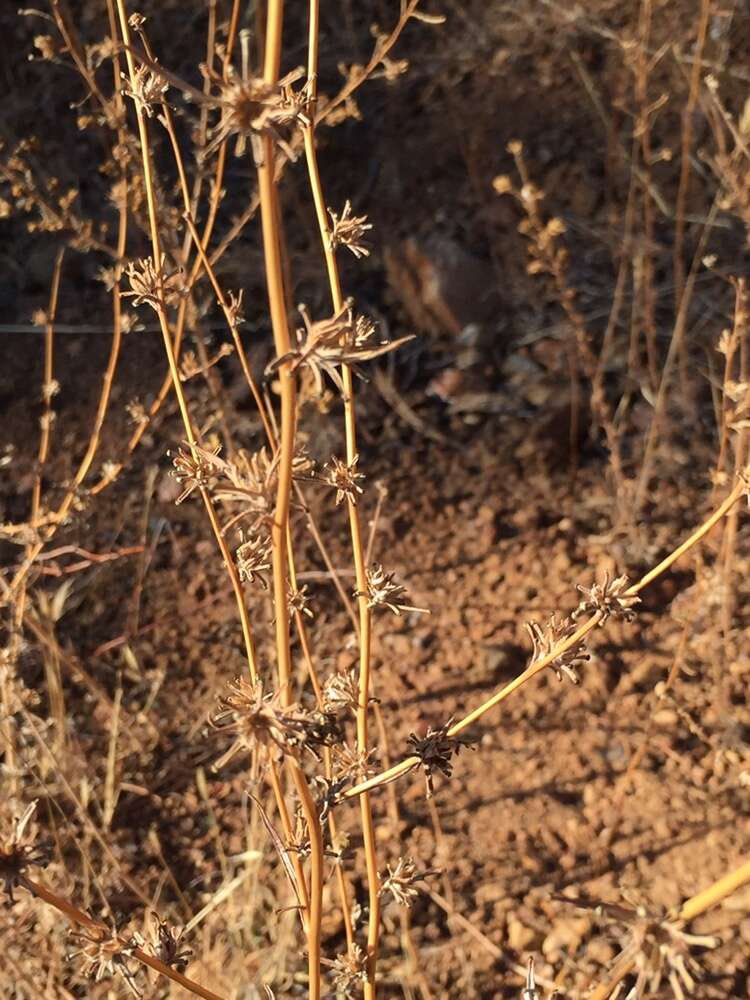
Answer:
31;248;64;524
285;528;355;951
589;856;750;1000
300;18;381;990
634;197;719;513
373;701;428;994
20;877;226;1000
673;0;711;315
90;2;242;496
314;0;421;127
5;249;65;793
345;475;748;800
4;201;127;602
184;217;355;647
258;3;323;994
268;756;310;926
635;0;659;391
114;0;258;682
720;287;749;657
123;1;315;931
184;213;275;444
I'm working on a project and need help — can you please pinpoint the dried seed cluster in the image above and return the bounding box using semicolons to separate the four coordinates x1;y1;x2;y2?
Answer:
68;926;141;997
0;801;50;903
360;563;428;616
201;64;310;163
322;454;365;505
124;254;185;312
327;200;372;258
134;913;192;973
379;855;437;907
593;898;717;1000
210;678;344;769
525;613;590;684
406;722;475;798
574;572;640;625
329;943;368;996
267;300;412;397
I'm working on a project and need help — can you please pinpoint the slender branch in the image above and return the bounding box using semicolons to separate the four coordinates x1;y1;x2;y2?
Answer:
20;877;227;1000
344;475;748;800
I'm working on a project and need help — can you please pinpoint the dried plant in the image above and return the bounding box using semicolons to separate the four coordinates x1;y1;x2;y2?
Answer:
68;925;141;997
405;722;475;798
525;614;590;684
120;64;168;117
199;63;309;164
574;573;640;625
124;254;185;312
323;668;360;715
327;200;372;258
360;563;429;615
236;529;272;588
590;898;718;1000
379;856;438;907
267;300;413;397
0;801;50;903
169;443;222;504
288;584;314;619
210;678;344;770
8;5;750;1000
328;944;368;996
322;454;365;505
333;744;380;782
135;913;192;973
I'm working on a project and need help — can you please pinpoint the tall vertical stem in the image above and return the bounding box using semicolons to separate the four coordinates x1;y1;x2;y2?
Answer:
258;3;322;996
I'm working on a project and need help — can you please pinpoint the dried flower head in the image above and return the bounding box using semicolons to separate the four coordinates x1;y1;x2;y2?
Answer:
135;913;191;973
201;62;309;164
68;925;141;996
32;34;58;61
379;856;438;907
169;443;221;503
226;288;245;328
333;744;380;782
360;564;429;616
121;65;169;117
41;379;60;403
288;584;313;619
406;721;475;798
328;944;368;996
178;444;311;532
210;680;289;768
267;299;413;397
574;572;640;625
323;668;360;715
328;200;372;258
311;774;352;824
525;614;590;684
236;530;272;588
210;679;344;769
126;399;147;426
584;897;718;1000
124;254;184;312
323;454;365;505
1;801;50;903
